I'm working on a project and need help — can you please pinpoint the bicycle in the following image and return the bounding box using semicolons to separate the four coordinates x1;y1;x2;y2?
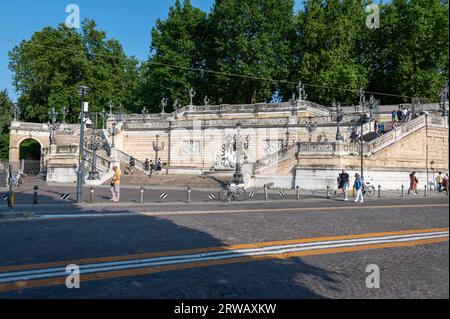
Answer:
220;183;247;202
363;182;376;197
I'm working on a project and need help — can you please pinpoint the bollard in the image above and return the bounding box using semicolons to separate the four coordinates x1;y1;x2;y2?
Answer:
139;186;144;204
90;187;94;204
187;187;191;204
264;184;268;201
424;185;427;197
296;186;300;200
401;185;404;197
326;185;330;199
33;185;38;204
378;185;381;198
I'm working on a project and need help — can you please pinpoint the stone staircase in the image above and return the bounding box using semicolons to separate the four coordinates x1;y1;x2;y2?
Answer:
107;168;227;188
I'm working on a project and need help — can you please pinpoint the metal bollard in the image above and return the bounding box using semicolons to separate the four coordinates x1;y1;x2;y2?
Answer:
33;185;39;204
424;185;427;197
139;186;144;204
378;185;381;198
264;184;268;201
187;187;191;204
90;187;94;204
401;185;404;197
296;186;300;200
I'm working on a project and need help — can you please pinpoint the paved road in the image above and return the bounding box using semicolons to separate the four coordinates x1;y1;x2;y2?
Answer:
0;197;448;298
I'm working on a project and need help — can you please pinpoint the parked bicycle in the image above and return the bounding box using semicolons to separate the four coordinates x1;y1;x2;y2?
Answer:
221;182;247;202
363;181;376;197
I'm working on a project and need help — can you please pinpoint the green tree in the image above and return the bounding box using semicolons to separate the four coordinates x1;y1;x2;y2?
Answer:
8;20;140;123
0;90;13;159
207;0;295;104
364;0;449;103
140;0;208;112
294;0;369;106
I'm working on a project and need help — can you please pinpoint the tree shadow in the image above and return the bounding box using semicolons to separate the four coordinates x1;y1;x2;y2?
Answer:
0;199;345;299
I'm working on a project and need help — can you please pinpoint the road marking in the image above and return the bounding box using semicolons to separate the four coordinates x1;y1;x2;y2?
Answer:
0;228;447;292
19;203;449;221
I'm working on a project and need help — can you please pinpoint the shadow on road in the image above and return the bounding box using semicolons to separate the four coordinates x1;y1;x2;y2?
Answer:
0;203;343;299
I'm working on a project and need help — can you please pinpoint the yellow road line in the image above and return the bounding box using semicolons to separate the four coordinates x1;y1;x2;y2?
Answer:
0;227;447;273
0;236;447;293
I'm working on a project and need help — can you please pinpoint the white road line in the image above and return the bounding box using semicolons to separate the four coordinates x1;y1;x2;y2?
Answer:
0;231;447;283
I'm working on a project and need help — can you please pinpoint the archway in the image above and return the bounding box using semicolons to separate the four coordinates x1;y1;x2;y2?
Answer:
19;139;41;174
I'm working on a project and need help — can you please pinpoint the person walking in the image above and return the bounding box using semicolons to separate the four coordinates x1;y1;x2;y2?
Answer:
443;173;449;195
144;158;150;174
149;160;155;178
354;173;364;203
436;172;444;192
110;165;121;202
391;109;397;123
397;108;403;122
338;169;350;201
408;171;419;195
156;158;162;172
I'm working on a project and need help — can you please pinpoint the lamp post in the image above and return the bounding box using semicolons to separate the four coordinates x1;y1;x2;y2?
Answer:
86;113;103;180
330;101;344;142
47;106;58;145
357;113;371;181
100;108;107;129
305;116;317;142
440;82;449;117
109;122;118;148
369;95;377;118
77;85;89;204
152;135;165;163
359;88;366;113
233;123;244;184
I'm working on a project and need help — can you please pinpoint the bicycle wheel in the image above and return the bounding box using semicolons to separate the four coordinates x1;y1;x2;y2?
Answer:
220;189;231;202
236;188;247;201
366;186;375;197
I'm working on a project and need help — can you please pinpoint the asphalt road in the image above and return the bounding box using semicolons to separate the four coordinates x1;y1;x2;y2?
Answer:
0;197;448;299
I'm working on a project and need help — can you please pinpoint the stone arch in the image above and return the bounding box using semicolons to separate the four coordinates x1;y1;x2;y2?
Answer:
18;138;42;174
9;128;50;173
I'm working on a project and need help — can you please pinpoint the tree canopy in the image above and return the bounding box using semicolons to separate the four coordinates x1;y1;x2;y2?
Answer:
5;0;449;120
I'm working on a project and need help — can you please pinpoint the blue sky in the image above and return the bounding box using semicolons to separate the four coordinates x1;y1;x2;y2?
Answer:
0;1;303;101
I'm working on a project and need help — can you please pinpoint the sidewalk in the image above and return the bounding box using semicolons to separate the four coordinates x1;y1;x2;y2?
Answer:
0;183;448;214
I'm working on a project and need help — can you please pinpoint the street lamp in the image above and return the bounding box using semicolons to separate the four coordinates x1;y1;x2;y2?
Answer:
152;134;165;163
330;101;344;142
100;108;107;129
232;123;244;184
355;113;371;181
109;122;118;148
305;116;317;142
439;82;449;117
86;113;104;180
77;85;89;203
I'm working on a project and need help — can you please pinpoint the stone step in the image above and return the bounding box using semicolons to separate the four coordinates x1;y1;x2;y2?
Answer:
104;172;229;188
